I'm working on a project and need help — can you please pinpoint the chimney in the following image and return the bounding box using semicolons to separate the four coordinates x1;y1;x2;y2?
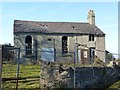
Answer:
87;10;95;25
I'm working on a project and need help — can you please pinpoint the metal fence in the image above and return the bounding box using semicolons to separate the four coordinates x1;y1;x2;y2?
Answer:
1;48;40;89
0;45;120;89
1;47;75;89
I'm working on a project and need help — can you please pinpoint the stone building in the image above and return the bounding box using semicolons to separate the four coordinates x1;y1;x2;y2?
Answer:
14;10;106;64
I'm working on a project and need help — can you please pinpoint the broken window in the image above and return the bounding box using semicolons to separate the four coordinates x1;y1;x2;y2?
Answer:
62;36;68;54
89;34;94;41
25;35;32;55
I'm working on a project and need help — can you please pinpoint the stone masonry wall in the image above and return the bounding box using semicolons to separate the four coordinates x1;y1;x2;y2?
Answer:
40;61;120;89
14;33;105;64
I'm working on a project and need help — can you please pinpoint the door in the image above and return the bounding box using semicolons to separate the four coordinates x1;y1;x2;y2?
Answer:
80;49;90;64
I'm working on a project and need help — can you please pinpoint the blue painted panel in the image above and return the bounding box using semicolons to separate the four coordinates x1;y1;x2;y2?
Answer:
41;48;54;62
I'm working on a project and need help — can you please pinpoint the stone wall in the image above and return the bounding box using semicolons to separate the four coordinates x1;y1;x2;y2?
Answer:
40;61;120;89
14;33;105;64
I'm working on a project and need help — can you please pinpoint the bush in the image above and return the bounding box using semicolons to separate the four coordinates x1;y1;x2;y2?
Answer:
93;57;105;67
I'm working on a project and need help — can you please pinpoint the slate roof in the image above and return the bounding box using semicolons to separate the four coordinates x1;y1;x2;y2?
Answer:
14;20;105;35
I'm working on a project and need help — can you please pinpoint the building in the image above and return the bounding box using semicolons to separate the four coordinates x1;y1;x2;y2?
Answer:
14;10;105;64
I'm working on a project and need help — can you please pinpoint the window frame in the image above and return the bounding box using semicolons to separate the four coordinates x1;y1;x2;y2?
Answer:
62;36;68;54
25;35;32;55
89;34;94;41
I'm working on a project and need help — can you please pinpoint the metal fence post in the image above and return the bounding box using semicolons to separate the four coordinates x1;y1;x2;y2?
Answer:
74;43;77;88
53;39;56;61
0;45;3;90
16;48;20;90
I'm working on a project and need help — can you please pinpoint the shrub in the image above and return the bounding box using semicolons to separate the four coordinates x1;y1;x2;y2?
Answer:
93;57;105;67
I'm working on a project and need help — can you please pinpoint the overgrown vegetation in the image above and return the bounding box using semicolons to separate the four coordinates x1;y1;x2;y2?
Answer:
93;57;106;67
106;80;120;89
2;58;120;89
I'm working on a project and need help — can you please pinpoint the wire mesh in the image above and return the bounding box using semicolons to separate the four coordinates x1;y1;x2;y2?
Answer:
1;46;120;89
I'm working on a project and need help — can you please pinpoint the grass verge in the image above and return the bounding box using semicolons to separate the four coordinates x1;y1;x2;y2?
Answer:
2;63;40;89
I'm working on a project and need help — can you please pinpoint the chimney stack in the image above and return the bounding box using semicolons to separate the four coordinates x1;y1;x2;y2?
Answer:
87;10;95;25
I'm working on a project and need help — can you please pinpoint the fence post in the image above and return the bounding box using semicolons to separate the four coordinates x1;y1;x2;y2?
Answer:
73;51;76;88
53;39;56;61
16;48;20;90
0;45;3;90
74;43;77;88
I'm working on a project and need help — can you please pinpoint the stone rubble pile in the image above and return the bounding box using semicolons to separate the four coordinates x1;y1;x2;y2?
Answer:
40;61;120;89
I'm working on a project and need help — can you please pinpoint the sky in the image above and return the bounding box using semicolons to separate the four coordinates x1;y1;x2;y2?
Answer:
0;2;118;54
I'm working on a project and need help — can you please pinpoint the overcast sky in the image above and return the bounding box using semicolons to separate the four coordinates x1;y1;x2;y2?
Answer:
0;2;118;54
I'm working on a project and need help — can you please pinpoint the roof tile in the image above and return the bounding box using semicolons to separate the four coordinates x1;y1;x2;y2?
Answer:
14;20;105;35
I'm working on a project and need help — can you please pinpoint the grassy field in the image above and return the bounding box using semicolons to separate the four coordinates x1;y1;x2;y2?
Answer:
2;62;120;89
2;63;40;89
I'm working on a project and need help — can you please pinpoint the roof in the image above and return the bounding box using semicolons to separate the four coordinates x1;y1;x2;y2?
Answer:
14;20;105;35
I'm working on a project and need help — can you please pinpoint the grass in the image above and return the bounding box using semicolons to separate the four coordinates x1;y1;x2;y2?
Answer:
2;63;41;89
106;80;120;89
2;61;120;89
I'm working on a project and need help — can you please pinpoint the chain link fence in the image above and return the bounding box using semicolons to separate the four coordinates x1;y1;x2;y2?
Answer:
1;45;120;89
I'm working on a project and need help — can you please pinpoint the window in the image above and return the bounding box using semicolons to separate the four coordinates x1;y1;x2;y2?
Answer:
25;35;32;55
89;34;94;41
62;36;68;54
90;48;95;58
90;47;95;63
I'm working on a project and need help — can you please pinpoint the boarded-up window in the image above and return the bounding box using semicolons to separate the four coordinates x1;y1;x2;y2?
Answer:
25;35;32;55
62;36;68;54
41;48;54;62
